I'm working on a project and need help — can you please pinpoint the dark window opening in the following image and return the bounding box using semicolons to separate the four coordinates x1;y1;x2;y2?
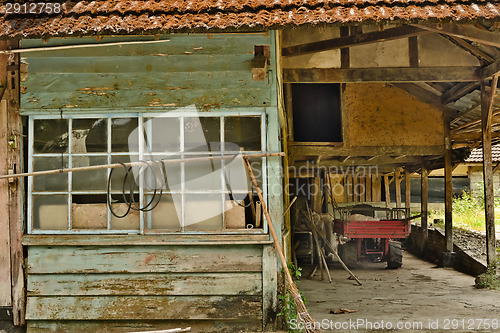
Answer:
291;83;342;142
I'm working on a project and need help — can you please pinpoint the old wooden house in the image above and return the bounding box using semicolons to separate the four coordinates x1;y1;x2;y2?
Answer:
0;1;499;332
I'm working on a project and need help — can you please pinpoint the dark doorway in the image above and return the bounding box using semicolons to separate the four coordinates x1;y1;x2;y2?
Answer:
291;83;342;142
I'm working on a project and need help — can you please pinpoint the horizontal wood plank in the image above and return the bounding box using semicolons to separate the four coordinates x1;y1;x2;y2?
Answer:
26;295;262;320
27;245;262;274
289;144;444;157
283;67;479;83
28;272;262;296
23;234;272;246
27;319;262;333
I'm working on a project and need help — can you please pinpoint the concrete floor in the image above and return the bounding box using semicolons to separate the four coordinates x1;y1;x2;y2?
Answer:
298;252;500;333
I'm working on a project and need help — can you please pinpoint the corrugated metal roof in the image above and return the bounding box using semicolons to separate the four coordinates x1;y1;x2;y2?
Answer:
465;145;500;162
0;0;499;38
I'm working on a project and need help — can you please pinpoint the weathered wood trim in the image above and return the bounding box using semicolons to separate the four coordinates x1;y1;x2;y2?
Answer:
0;84;12;307
262;245;277;331
282;26;428;57
6;40;24;326
27;245;263;274
28;273;262;296
409;36;419;68
442;81;479;105
26;295;262;320
283;67;479;83
414;24;500;48
289;145;444;157
405;169;411;214
23;234;272;246
27;319;262;333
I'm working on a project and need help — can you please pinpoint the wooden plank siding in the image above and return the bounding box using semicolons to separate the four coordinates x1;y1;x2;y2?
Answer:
21;32;282;331
20;34;273;113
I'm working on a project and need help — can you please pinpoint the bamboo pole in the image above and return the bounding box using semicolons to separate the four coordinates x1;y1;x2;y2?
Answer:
0;152;285;180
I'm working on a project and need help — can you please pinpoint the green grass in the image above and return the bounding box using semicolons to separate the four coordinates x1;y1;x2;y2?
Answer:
429;190;500;232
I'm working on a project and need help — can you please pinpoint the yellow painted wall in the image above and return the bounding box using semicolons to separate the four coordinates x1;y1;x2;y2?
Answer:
343;83;444;147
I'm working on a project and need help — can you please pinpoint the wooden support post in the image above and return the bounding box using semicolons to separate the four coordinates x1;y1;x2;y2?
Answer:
372;175;382;202
395;168;402;219
481;76;498;268
366;174;372;202
405;168;411;216
384;173;391;218
312;175;322;213
353;172;359;202
5;41;24;325
421;165;429;252
340;26;350;69
444;114;454;254
0;44;12;307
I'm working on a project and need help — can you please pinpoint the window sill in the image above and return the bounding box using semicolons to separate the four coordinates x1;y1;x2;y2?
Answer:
22;233;273;246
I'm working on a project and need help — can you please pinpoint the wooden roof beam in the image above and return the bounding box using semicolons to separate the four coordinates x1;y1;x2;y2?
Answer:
442;35;495;65
282;25;429;57
414;23;500;48
283;67;479;83
479;58;500;79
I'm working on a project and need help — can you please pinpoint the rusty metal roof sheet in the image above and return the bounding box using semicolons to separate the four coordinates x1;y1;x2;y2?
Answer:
0;0;499;38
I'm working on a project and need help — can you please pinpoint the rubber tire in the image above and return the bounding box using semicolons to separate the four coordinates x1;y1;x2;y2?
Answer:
387;240;403;269
340;241;358;269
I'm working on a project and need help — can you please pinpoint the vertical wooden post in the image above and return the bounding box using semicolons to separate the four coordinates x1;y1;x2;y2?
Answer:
481;76;498;268
395;168;402;219
421;165;429;252
444;113;454;254
312;174;322;213
340;26;350;69
372;175;382;202
6;41;25;325
384;173;391;218
405;168;411;215
353;172;359;202
366;174;372;202
0;41;12;307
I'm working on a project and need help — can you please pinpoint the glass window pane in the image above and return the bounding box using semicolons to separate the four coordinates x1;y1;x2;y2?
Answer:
72;118;107;153
224;116;261;152
145;117;180;153
33;157;68;192
72;156;107;192
184;117;220;152
34;119;69;154
147;194;181;230
224;157;262;192
32;194;68;230
72;200;107;229
109;155;139;192
111;118;138;152
184;160;222;191
184;194;222;231
110;204;140;230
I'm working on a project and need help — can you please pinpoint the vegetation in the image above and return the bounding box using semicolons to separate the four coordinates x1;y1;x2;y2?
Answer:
277;263;306;333
430;185;500;231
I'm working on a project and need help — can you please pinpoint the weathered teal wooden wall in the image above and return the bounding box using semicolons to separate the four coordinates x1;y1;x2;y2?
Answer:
21;32;282;332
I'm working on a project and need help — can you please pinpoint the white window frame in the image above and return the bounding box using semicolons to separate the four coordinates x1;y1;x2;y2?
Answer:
27;110;268;235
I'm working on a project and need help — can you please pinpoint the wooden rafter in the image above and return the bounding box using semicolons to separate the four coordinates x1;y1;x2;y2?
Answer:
282;25;429;57
442;81;480;105
479;58;500;79
442;35;495;64
392;83;441;107
283;67;479;83
414;23;500;48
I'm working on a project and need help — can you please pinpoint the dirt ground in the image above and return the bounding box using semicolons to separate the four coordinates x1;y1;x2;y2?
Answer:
297;252;500;333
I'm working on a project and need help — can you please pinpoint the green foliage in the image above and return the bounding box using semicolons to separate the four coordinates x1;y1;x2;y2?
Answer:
277;263;306;332
475;262;500;290
429;186;500;231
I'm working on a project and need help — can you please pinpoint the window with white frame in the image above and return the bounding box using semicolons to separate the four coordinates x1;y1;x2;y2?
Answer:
28;112;267;234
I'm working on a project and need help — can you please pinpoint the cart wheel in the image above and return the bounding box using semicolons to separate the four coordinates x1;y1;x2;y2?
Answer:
387;240;402;269
340;241;358;269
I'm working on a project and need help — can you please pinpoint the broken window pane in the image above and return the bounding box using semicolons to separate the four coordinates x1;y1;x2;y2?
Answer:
71;198;107;229
147;194;181;230
144;117;180;153
32;194;68;230
109;155;139;192
184;117;220;152
224;116;261;151
224;194;247;229
33;157;68;192
72;156;107;192
34;119;69;154
142;156;182;193
184;160;222;191
72;118;107;153
111;118;138;152
110;205;140;230
184;194;222;230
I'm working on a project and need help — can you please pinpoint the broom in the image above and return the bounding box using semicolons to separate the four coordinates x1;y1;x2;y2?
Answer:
243;157;320;333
